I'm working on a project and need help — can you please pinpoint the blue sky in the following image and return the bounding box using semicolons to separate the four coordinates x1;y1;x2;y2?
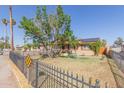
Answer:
0;5;124;46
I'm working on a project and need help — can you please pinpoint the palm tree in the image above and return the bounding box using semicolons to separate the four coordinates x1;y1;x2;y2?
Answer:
2;18;8;48
9;6;16;50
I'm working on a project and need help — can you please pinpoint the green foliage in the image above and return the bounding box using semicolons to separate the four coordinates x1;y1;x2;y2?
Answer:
2;18;8;26
19;5;77;57
23;43;32;50
55;6;77;50
12;19;16;25
19;16;40;38
57;5;65;29
5;36;10;48
0;36;10;49
89;40;102;56
101;39;107;47
0;41;10;49
0;42;4;49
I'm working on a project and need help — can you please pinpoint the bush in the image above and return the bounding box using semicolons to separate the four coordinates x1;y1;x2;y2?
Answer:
68;53;77;58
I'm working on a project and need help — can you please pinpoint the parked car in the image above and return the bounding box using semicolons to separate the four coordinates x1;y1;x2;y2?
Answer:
0;48;3;55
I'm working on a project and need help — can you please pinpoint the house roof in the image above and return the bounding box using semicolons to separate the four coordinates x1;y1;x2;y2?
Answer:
79;38;100;42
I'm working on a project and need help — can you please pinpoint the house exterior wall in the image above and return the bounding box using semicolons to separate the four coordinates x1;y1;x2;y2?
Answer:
72;46;95;56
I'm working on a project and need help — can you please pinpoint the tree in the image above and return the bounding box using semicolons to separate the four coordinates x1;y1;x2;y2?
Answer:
20;6;51;50
48;14;58;42
55;6;78;51
19;5;77;57
101;39;107;47
2;18;8;48
89;40;102;56
0;42;4;49
0;37;10;49
6;36;10;48
114;37;123;47
23;43;32;50
0;37;4;41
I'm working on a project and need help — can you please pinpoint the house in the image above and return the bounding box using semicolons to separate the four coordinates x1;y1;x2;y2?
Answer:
78;38;100;50
73;38;100;56
39;37;102;56
35;37;104;56
15;45;23;50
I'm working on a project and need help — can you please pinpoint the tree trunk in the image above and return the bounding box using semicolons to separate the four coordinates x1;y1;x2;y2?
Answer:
9;6;14;51
5;25;7;48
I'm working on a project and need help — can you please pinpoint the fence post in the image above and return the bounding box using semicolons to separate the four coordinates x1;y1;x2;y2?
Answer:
51;65;53;88
81;76;84;88
89;77;92;88
35;61;39;88
76;74;78;88
63;70;65;88
67;71;69;88
60;68;62;88
57;67;59;88
119;56;122;70
26;67;30;84
71;72;73;88
54;66;56;88
105;82;108;88
95;79;100;88
22;56;25;74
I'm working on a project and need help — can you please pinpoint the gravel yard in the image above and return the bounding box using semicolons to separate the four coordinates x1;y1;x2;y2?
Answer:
41;56;117;87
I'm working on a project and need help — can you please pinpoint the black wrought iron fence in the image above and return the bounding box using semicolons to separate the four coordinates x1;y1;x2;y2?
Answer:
9;51;108;88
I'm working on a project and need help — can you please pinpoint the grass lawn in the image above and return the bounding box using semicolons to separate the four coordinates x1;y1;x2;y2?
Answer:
40;56;117;88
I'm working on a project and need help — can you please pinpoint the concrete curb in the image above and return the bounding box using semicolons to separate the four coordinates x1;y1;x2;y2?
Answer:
7;57;32;88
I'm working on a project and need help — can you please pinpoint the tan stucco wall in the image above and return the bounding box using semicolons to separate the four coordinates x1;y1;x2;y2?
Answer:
72;47;94;56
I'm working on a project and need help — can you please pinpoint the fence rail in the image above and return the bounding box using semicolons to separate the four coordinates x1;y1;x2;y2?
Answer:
9;51;108;88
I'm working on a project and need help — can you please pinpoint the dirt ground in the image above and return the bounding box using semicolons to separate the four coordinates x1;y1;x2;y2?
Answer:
41;56;117;88
107;58;124;88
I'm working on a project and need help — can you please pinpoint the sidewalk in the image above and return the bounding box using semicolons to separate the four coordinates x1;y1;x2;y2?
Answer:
0;55;31;88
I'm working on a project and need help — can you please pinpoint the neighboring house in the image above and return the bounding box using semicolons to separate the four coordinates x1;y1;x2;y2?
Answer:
16;45;23;50
111;41;124;53
111;43;124;53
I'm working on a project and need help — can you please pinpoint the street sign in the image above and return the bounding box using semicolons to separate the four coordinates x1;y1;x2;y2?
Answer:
25;54;32;67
